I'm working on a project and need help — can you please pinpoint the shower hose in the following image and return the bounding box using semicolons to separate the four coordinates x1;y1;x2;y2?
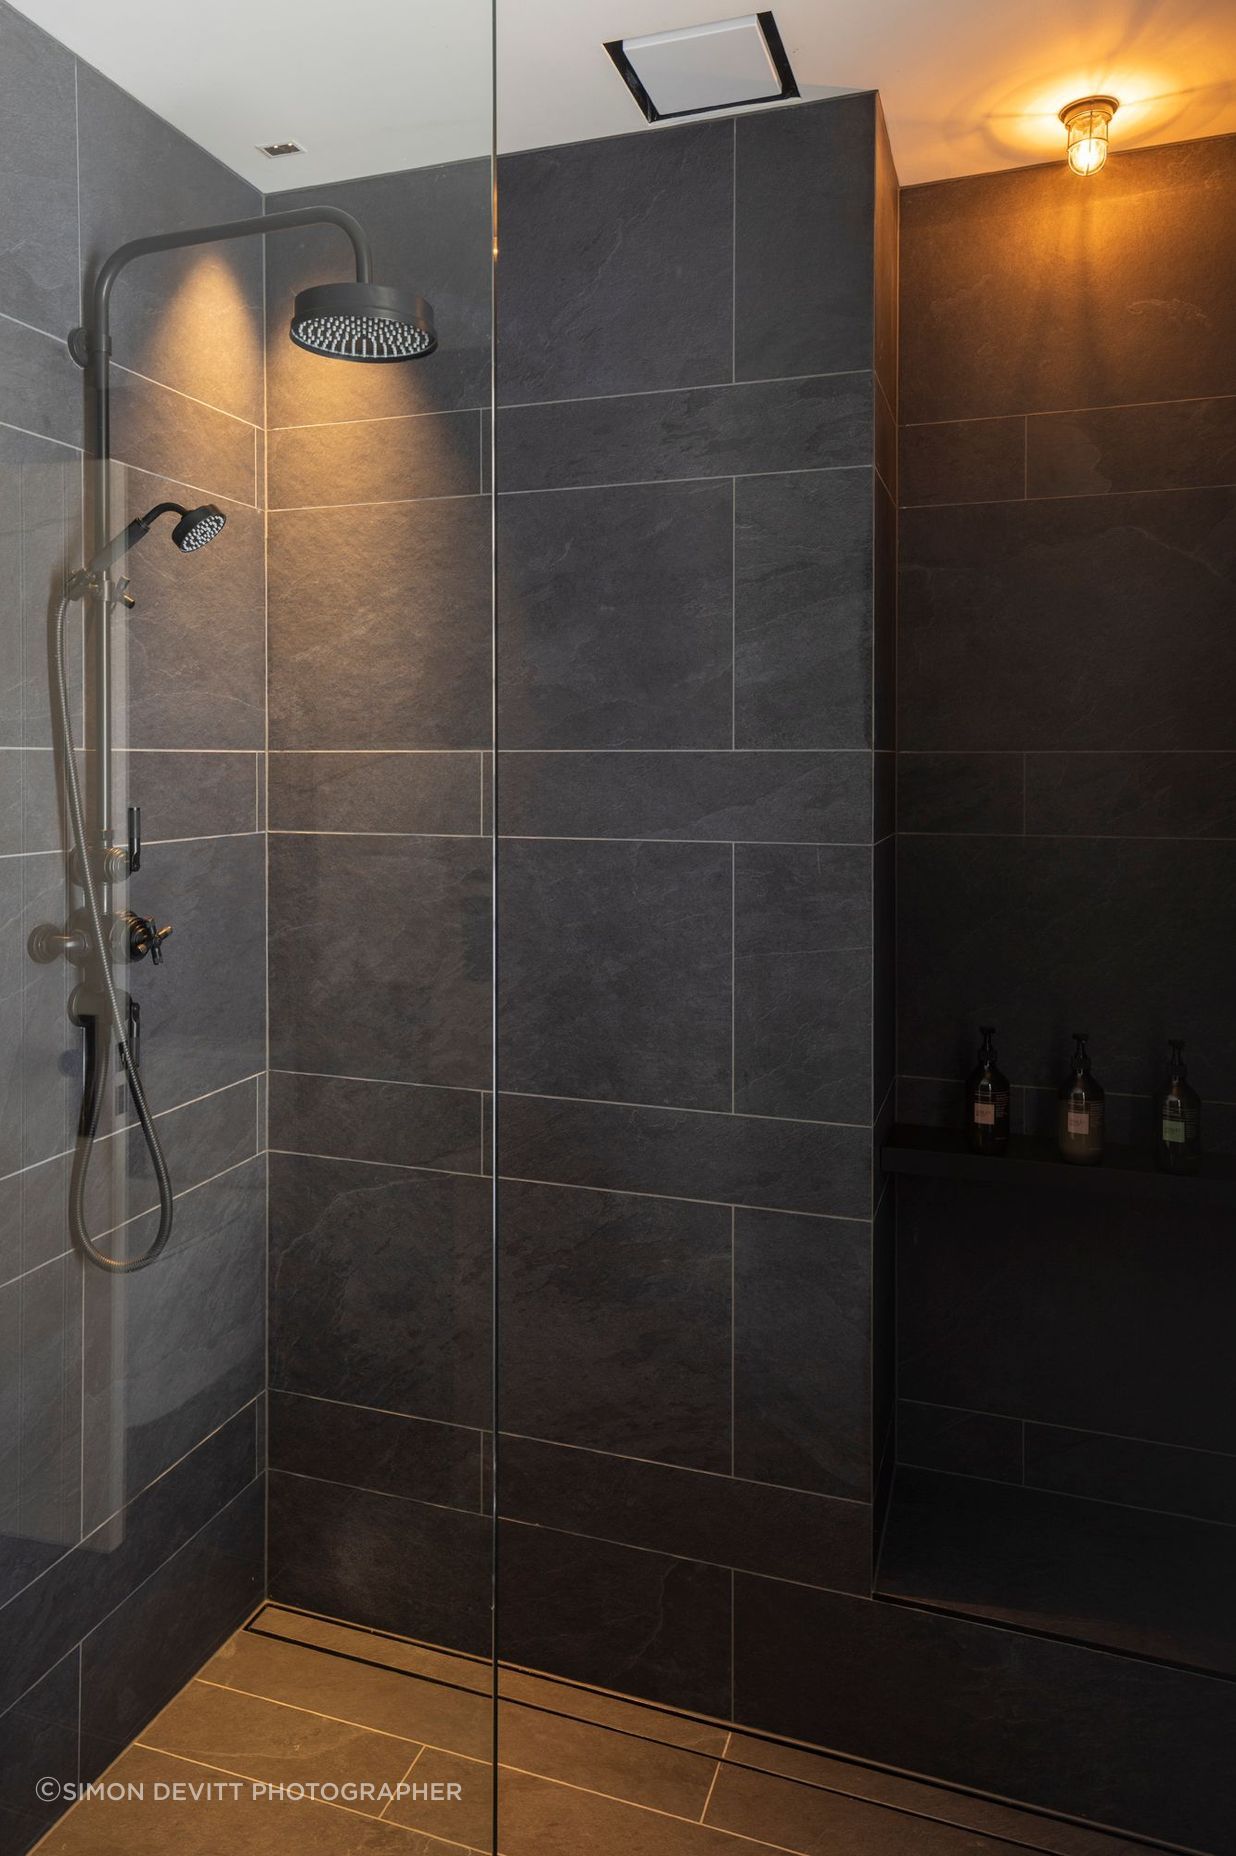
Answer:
54;591;174;1273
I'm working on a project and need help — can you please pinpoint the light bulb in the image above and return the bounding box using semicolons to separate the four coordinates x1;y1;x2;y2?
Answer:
1059;97;1118;176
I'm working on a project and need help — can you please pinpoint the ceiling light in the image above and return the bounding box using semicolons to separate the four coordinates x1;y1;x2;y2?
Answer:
1058;97;1118;176
604;13;798;123
258;140;305;159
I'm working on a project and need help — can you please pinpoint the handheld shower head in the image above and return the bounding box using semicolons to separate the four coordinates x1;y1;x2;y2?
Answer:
86;501;226;576
289;280;436;362
171;504;226;551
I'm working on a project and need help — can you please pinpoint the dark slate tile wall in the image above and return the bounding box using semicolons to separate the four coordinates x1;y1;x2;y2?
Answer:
490;93;898;1722
262;160;496;1640
0;11;267;1843
874;129;1236;1840
896;131;1236;1535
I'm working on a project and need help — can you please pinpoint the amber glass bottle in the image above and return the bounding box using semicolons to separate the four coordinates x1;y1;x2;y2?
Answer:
965;1026;1010;1155
1057;1032;1104;1165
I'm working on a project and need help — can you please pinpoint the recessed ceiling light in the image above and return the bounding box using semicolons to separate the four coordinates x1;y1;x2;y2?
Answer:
604;12;798;124
257;140;306;158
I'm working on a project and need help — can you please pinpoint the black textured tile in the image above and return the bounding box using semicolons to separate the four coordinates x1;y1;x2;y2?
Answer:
498;839;731;1111
497;122;732;404
120;470;264;750
873;751;895;843
734;844;872;1121
269;833;490;1087
1028;395;1236;497
76;62;262;424
0;1408;254;1715
499;1520;730;1715
267;408;480;508
111;369;256;505
268;1153;490;1428
266;160;492;425
901;138;1236;423
873;98;899;412
81;1160;265;1527
1025;1423;1236;1526
125;751;256;841
0;315;76;451
268;499;491;750
897;1403;1023;1483
0;1651;78;1856
498;750;870;843
898;753;1023;834
897;1175;1236;1455
269;1069;481;1173
878;1465;1236;1674
1025;751;1236;837
267;1470;490;1655
734;1573;1236;1852
78;1478;263;1782
268;1390;481;1510
901;489;1236;752
897;833;1236;1096
0;5;78;337
268;751;482;834
499;1435;870;1592
125;832;265;1106
734;468;874;749
0;852;76;1176
735;96;875;382
735;1207;872;1501
498;1179;730;1470
498;1091;873;1220
497;374;873;493
496;480;732;748
873;836;895;1117
0;1256;80;1607
899;419;1025;507
0;425;81;753
873;478;895;753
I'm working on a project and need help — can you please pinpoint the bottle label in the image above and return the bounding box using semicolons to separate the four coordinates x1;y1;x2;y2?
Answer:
1162;1119;1185;1144
974;1102;995;1125
1067;1109;1089;1135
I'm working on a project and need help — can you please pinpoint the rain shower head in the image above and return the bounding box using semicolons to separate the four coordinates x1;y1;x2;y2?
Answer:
289;280;436;362
86;501;226;576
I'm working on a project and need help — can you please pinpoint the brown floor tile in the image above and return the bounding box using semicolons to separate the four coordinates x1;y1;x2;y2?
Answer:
723;1737;1151;1856
385;1748;493;1848
499;1700;718;1816
707;1762;1031;1854
493;1765;788;1856
202;1630;493;1761
139;1677;420;1805
36;1744;476;1855
257;1604;728;1756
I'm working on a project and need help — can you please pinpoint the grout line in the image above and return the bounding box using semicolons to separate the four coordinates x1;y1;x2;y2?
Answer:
496;462;873;499
903;390;1236;428
497;1084;870;1130
699;1734;730;1823
899;478;1236;511
494;1168;870;1224
112;360;261;429
268;1065;486;1096
897;1397;1236;1464
378;1742;427;1822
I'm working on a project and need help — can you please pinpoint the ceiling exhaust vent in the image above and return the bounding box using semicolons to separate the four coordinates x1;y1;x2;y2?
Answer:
257;140;305;158
604;12;798;123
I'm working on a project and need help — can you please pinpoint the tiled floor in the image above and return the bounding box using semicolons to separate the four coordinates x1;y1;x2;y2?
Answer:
36;1605;1159;1856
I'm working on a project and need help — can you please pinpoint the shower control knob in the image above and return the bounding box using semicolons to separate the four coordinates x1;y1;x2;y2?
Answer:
119;911;173;964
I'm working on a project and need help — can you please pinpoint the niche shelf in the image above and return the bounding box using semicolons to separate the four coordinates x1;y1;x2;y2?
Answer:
881;1123;1236;1209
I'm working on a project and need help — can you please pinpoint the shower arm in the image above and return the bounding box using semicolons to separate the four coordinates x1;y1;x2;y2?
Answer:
68;205;374;894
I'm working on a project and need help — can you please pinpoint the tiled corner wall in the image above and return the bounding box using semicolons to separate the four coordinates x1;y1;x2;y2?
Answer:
894;133;1236;1525
0;5;267;1850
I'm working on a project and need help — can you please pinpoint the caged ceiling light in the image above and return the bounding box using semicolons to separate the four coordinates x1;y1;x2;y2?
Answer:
1059;96;1119;176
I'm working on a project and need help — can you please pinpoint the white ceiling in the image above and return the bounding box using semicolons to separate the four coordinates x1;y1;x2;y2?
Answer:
14;0;1236;188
